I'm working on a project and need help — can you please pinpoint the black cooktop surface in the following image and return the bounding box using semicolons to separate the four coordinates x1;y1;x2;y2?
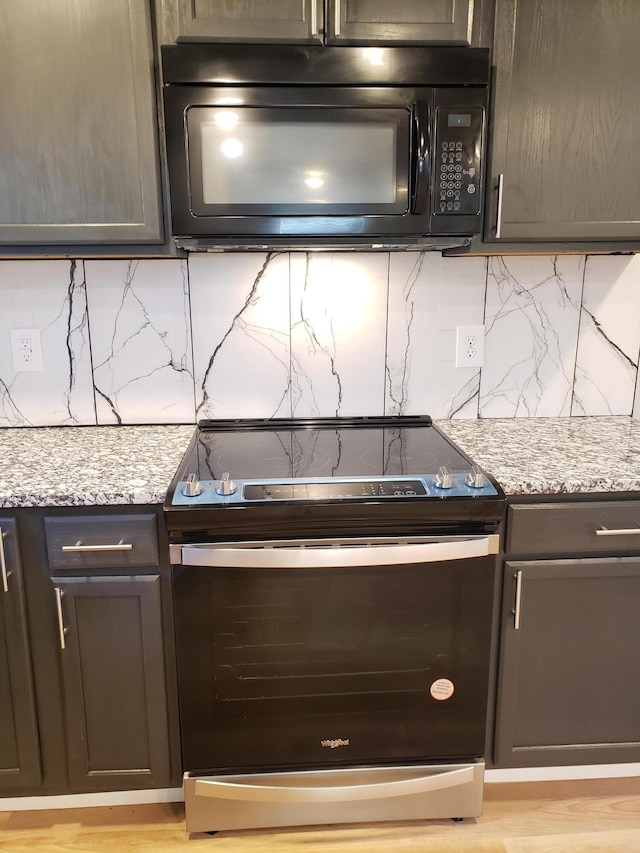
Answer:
166;416;501;508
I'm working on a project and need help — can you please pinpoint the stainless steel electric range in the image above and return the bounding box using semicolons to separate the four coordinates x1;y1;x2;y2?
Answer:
164;416;506;834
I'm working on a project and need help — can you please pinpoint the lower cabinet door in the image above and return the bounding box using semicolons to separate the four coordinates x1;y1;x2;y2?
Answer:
0;519;41;790
494;558;640;767
51;574;171;791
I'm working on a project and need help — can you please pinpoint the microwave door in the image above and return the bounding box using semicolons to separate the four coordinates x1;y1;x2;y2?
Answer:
186;105;411;219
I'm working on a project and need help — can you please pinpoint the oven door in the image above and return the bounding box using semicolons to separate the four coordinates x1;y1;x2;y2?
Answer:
171;534;499;774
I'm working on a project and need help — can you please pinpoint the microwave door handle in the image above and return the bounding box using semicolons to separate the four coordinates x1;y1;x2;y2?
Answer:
411;101;431;215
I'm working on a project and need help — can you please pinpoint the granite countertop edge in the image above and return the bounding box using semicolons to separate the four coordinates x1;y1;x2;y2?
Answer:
1;417;639;508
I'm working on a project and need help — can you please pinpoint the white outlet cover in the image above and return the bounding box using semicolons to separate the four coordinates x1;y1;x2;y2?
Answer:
455;324;485;369
10;328;44;373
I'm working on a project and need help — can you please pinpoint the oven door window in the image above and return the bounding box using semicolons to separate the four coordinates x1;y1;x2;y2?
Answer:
173;555;495;774
186;107;410;216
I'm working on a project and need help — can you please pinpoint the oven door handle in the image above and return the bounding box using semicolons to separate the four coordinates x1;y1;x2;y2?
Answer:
193;765;475;803
174;535;499;569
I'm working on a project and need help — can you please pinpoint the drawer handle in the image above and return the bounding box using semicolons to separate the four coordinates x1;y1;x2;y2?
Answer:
61;540;133;552
595;526;640;537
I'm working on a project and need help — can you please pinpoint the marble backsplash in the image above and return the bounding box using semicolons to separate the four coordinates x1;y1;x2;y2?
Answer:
1;252;639;427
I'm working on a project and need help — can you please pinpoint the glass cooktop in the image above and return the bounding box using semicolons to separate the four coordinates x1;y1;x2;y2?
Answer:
168;416;500;506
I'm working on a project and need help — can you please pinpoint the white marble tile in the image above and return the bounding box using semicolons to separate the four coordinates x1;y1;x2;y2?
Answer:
572;255;640;416
85;259;194;424
189;253;292;419
0;260;95;427
386;253;487;419
479;256;584;418
289;253;389;417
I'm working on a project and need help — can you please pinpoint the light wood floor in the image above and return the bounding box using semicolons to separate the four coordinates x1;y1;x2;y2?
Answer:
1;778;640;852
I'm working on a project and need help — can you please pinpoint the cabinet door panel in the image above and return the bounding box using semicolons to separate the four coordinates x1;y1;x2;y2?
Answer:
52;574;170;791
328;0;473;44
157;0;321;44
0;0;162;244
0;520;41;789
495;558;640;766
488;0;640;241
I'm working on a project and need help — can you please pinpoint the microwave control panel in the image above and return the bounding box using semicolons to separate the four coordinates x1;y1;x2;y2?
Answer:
434;107;484;216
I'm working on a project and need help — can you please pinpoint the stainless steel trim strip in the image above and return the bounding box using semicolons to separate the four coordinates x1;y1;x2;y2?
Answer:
54;587;66;650
61;540;133;552
496;172;504;238
194;765;474;803
0;528;8;594
513;569;523;630
177;534;499;569
595;527;640;536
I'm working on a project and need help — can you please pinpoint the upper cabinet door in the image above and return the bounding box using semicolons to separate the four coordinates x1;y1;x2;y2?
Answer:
156;0;323;44
487;0;640;242
156;0;477;45
0;0;163;245
326;0;475;45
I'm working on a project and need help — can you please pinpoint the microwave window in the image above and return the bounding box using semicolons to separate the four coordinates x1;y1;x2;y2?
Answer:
195;112;399;207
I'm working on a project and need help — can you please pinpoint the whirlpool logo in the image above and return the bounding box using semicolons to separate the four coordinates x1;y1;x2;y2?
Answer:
321;738;350;749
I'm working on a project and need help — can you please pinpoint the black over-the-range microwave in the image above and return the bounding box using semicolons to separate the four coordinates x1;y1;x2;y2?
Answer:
161;44;490;251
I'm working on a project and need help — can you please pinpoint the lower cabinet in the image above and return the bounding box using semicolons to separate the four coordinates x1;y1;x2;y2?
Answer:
494;500;640;767
0;519;41;789
0;506;179;798
51;575;171;791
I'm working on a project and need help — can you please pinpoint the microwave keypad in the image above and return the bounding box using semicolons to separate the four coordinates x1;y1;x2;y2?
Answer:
434;108;483;216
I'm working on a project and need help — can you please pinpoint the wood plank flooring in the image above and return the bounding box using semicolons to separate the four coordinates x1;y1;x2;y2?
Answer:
1;778;640;852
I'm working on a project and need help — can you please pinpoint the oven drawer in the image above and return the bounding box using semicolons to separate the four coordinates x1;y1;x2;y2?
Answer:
507;501;640;557
45;514;159;570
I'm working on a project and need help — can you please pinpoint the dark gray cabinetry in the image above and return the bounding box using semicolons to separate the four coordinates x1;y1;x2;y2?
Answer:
50;575;171;791
43;512;173;792
157;0;477;45
494;500;640;767
486;0;640;243
0;519;41;790
0;0;163;246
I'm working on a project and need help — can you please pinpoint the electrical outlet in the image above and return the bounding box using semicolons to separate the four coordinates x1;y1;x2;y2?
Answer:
455;324;485;368
10;328;44;373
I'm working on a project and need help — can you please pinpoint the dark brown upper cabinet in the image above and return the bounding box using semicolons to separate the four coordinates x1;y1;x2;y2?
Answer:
486;0;640;243
156;0;479;46
0;0;163;247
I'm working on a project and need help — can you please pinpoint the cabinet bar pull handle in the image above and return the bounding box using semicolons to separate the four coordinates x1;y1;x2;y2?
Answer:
55;587;67;650
595;526;640;536
310;0;318;35
0;528;8;593
61;540;133;552
512;569;523;630
496;173;504;238
334;0;341;36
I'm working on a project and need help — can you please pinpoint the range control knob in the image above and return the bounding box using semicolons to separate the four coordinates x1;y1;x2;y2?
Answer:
181;473;204;498
465;465;487;489
215;472;237;497
433;466;453;489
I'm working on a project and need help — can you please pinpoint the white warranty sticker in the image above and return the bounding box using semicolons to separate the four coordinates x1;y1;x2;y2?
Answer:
430;678;455;701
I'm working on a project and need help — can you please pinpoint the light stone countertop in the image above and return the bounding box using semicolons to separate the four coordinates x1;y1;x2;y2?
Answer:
1;417;639;508
437;416;640;496
0;424;195;507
